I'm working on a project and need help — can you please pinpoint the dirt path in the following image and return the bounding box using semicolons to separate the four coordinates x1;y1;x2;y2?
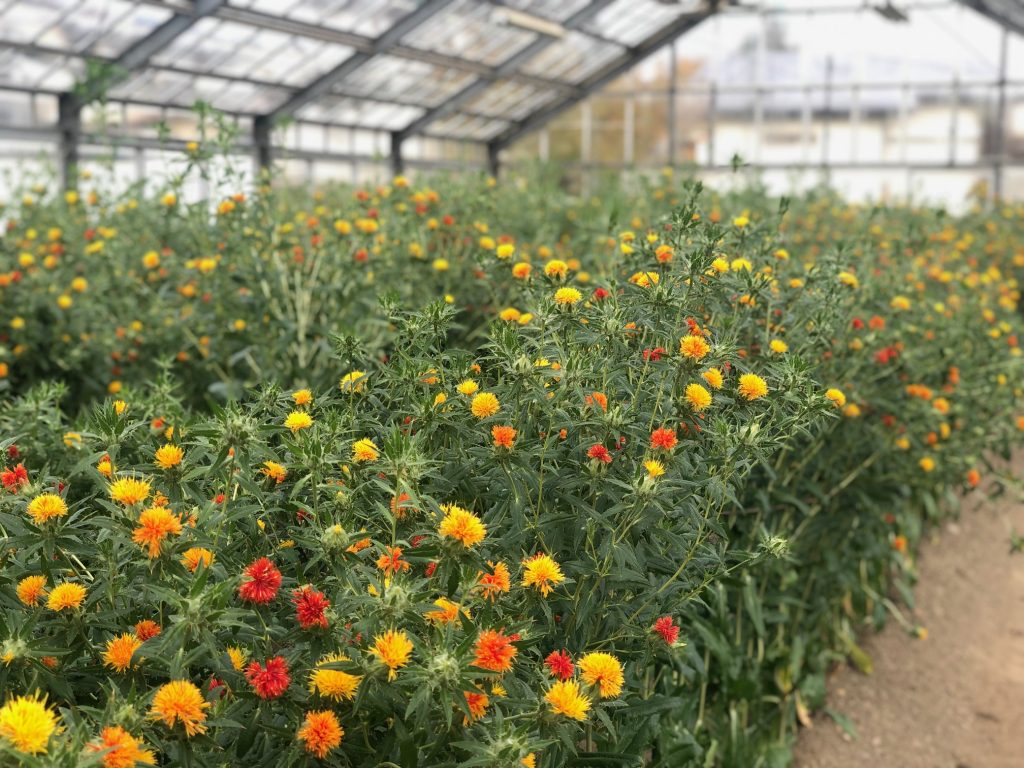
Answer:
793;469;1024;768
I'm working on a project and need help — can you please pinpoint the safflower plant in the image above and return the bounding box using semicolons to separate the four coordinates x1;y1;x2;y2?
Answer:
0;155;1023;767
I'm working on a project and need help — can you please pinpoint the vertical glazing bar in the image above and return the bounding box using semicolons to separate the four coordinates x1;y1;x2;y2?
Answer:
668;39;678;167
624;95;635;166
851;84;860;163
994;27;1008;201
801;85;811;164
948;77;959;167
581;100;592;165
822;56;833;173
708;83;717;167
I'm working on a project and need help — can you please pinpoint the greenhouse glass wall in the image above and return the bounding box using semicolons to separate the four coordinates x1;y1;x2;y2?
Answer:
1;0;1023;207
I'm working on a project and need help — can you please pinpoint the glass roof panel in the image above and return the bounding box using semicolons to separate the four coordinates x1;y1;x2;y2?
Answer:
109;68;291;113
332;55;477;108
40;0;175;57
0;48;82;91
465;80;560;121
582;0;701;47
230;0;421;38
502;0;593;23
520;32;623;84
430;112;510;141
297;95;424;131
402;0;538;67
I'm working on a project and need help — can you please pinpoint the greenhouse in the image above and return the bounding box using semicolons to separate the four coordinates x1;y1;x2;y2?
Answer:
1;1;1023;767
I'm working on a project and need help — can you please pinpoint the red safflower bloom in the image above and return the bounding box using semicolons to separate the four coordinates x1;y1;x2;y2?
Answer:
239;557;282;604
7;445;19;458
544;649;574;681
868;315;886;330
292;585;330;630
587;444;612;464
851;317;865;330
1;463;29;492
246;656;290;699
592;287;610;301
642;347;665;362
425;561;438;577
650;427;678;451
473;629;518;673
653;616;680;644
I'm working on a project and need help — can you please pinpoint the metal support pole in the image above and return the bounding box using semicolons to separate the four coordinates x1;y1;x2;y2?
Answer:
487;142;500;178
994;26;1009;201
707;83;717;167
390;131;404;176
253;115;272;172
624;95;635;166
581;100;592;165
57;93;80;191
668;39;678;167
822;56;833;174
948;76;959;167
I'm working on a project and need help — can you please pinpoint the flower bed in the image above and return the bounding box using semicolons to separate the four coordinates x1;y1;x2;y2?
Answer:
1;167;1022;767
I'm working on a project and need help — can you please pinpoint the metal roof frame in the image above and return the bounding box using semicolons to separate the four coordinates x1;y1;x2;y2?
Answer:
265;0;460;121
958;0;1024;34
491;3;720;155
396;0;620;143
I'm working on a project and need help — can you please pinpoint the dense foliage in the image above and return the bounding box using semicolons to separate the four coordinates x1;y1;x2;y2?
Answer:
1;158;1022;768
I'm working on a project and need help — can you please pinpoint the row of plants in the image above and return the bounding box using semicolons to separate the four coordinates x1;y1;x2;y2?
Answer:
1;156;1022;767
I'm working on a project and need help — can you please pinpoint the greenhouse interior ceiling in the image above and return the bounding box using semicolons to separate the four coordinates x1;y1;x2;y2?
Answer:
1;0;1024;204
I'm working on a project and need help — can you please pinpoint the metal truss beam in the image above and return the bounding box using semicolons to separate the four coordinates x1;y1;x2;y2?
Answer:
266;0;459;121
131;0;575;95
397;0;617;141
491;5;718;153
76;0;225;104
958;0;1024;35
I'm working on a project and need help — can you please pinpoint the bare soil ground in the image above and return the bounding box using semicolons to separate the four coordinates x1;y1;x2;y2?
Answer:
793;466;1024;768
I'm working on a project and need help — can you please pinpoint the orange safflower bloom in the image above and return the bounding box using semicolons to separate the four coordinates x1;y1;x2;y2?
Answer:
297;710;343;758
134;620;161;641
87;725;156;768
132;507;183;558
103;634;143;673
679;334;711;360
376;546;411;576
391;492;417;519
650;427;678;450
463;691;489;723
473;629;518;673
149;681;208;737
16;575;47;606
491;425;517;449
478;561;511;600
